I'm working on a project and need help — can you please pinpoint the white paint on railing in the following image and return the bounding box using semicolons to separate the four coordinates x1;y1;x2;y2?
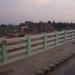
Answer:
47;37;55;41
7;37;27;44
57;31;64;35
31;34;43;39
8;49;27;57
7;43;27;51
58;39;64;42
26;35;31;56
47;41;55;46
67;37;72;40
43;33;47;49
58;35;64;38
47;32;55;36
31;44;44;51
55;31;58;46
0;30;75;65
1;38;8;62
31;39;43;45
66;30;72;33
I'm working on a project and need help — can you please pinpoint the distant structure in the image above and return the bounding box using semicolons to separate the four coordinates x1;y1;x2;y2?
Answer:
20;21;55;34
0;21;75;38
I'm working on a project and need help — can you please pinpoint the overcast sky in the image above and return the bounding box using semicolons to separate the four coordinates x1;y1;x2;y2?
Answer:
0;0;75;24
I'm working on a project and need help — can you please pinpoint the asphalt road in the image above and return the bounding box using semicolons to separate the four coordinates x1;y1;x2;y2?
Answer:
47;56;75;75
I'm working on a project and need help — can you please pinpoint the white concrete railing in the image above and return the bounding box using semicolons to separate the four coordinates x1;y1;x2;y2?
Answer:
0;30;75;65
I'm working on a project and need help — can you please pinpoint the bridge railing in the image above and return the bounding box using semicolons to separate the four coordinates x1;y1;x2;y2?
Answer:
0;30;75;65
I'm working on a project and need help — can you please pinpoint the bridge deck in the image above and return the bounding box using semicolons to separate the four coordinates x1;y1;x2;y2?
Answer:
0;40;75;75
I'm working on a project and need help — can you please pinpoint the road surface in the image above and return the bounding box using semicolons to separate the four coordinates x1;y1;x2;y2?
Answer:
0;40;75;75
47;55;75;75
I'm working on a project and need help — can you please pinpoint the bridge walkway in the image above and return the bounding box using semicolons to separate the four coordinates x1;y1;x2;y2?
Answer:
0;40;75;75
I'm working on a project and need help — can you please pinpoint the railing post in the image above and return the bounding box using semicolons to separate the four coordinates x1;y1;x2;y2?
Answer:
72;30;74;40
70;30;73;40
43;33;47;49
1;38;8;62
55;31;58;46
0;41;3;62
26;35;31;56
73;30;75;39
64;30;67;43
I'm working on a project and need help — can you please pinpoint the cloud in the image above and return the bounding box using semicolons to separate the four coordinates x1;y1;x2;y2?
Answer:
33;0;50;6
0;0;75;24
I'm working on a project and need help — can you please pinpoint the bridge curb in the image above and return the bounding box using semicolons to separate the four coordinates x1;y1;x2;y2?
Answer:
35;51;75;75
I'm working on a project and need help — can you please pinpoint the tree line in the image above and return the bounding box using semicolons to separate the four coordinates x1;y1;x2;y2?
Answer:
0;21;75;36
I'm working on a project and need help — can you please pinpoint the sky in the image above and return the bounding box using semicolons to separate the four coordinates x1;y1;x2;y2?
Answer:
0;0;75;24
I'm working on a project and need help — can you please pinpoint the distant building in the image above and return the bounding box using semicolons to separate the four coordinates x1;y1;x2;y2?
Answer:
19;21;55;34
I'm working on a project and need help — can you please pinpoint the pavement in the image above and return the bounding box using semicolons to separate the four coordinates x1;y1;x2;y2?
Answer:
0;40;75;75
47;55;75;75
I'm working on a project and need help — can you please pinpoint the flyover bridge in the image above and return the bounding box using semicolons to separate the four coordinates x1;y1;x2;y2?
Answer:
0;30;75;75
